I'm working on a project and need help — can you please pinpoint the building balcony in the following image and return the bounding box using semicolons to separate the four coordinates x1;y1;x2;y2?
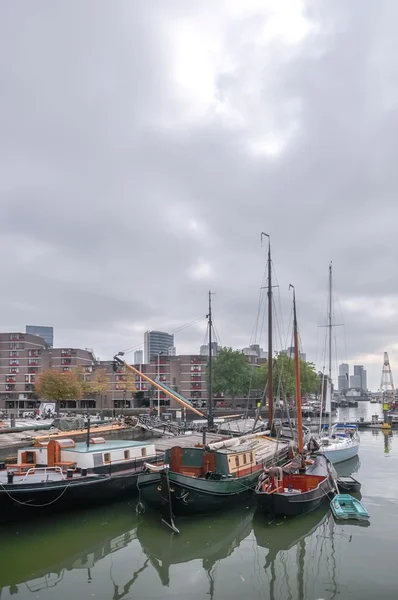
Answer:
5;384;16;391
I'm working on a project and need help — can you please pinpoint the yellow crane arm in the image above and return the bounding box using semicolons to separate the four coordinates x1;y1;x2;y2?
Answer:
114;356;207;419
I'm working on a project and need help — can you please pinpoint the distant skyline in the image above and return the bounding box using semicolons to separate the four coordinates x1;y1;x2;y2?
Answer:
1;2;397;392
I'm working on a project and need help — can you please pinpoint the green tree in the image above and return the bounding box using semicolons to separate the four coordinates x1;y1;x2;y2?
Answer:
235;352;320;400
210;347;251;401
35;369;83;411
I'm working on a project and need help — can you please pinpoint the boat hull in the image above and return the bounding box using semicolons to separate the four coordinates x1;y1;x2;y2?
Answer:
255;455;336;517
321;440;359;464
0;472;139;522
138;468;261;516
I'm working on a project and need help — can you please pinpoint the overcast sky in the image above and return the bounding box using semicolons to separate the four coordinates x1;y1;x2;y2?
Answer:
1;1;397;390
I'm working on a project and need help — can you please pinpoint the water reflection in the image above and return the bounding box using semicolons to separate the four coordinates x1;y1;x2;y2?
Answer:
1;429;396;600
137;506;254;598
0;503;140;597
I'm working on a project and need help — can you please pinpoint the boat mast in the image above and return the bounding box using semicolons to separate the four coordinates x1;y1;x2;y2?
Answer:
207;290;213;428
328;262;332;433
290;284;304;453
261;232;273;430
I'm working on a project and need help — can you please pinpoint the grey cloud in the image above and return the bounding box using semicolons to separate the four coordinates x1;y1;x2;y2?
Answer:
0;1;397;387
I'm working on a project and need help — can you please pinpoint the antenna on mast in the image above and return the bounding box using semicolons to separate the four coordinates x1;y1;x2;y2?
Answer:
261;232;273;431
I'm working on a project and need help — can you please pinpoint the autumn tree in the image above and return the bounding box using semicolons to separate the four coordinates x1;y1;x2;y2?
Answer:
72;366;93;398
35;369;83;412
91;368;110;411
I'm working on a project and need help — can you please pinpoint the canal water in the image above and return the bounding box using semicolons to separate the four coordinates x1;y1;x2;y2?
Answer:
1;405;396;600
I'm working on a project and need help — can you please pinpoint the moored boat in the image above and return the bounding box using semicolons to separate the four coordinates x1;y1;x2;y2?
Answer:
316;264;360;464
254;285;336;517
330;494;369;521
137;433;290;520
0;436;159;521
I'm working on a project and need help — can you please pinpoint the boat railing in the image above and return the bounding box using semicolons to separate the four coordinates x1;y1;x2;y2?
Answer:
20;466;65;482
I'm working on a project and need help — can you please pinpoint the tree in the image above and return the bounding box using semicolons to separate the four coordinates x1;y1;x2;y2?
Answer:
35;369;83;411
211;347;251;401
72;366;93;399
91;368;110;411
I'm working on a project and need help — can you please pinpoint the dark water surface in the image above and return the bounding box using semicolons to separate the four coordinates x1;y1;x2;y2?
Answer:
1;426;396;600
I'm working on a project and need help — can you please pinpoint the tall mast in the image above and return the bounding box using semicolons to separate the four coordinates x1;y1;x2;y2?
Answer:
261;232;273;430
290;284;303;453
207;290;213;427
328;262;332;432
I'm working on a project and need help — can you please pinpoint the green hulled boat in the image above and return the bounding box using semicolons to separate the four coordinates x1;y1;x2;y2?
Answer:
137;433;290;525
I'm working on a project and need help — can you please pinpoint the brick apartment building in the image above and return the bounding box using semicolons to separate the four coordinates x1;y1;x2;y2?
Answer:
0;331;217;412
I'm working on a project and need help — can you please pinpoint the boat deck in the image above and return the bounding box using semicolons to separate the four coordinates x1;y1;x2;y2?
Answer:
154;432;223;453
0;468;87;484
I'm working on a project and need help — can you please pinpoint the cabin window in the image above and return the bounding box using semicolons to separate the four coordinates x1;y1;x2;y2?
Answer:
141;448;147;457
124;450;130;460
243;454;247;465
250;452;253;462
235;456;239;467
104;453;111;463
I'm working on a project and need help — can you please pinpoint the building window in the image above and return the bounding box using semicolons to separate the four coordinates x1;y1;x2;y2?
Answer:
61;349;72;357
10;367;19;374
61;358;71;365
25;374;36;384
28;359;39;366
6;375;16;383
28;350;39;357
84;366;92;373
10;351;19;358
62;367;70;372
5;384;15;391
9;333;20;341
9;360;19;366
28;367;38;373
104;453;111;463
124;450;130;460
9;343;19;350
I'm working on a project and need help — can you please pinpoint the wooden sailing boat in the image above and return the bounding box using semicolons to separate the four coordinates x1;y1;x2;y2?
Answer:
136;292;290;529
254;285;336;517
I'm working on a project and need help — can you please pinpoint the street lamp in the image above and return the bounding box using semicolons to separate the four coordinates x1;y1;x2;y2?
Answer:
157;351;164;415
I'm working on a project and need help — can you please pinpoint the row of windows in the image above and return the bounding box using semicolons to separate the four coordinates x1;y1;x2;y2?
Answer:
103;448;147;463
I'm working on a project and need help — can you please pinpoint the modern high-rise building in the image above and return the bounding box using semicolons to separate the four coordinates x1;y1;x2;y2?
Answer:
353;365;367;391
134;350;143;364
350;374;361;388
200;342;219;357
338;363;349;391
26;325;53;347
339;363;349;377
143;331;174;363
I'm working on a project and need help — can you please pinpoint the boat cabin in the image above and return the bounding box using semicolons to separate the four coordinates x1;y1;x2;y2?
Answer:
16;438;157;472
165;445;259;479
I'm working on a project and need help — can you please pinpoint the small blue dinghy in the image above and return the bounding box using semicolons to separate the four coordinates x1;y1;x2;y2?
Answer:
331;494;370;521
